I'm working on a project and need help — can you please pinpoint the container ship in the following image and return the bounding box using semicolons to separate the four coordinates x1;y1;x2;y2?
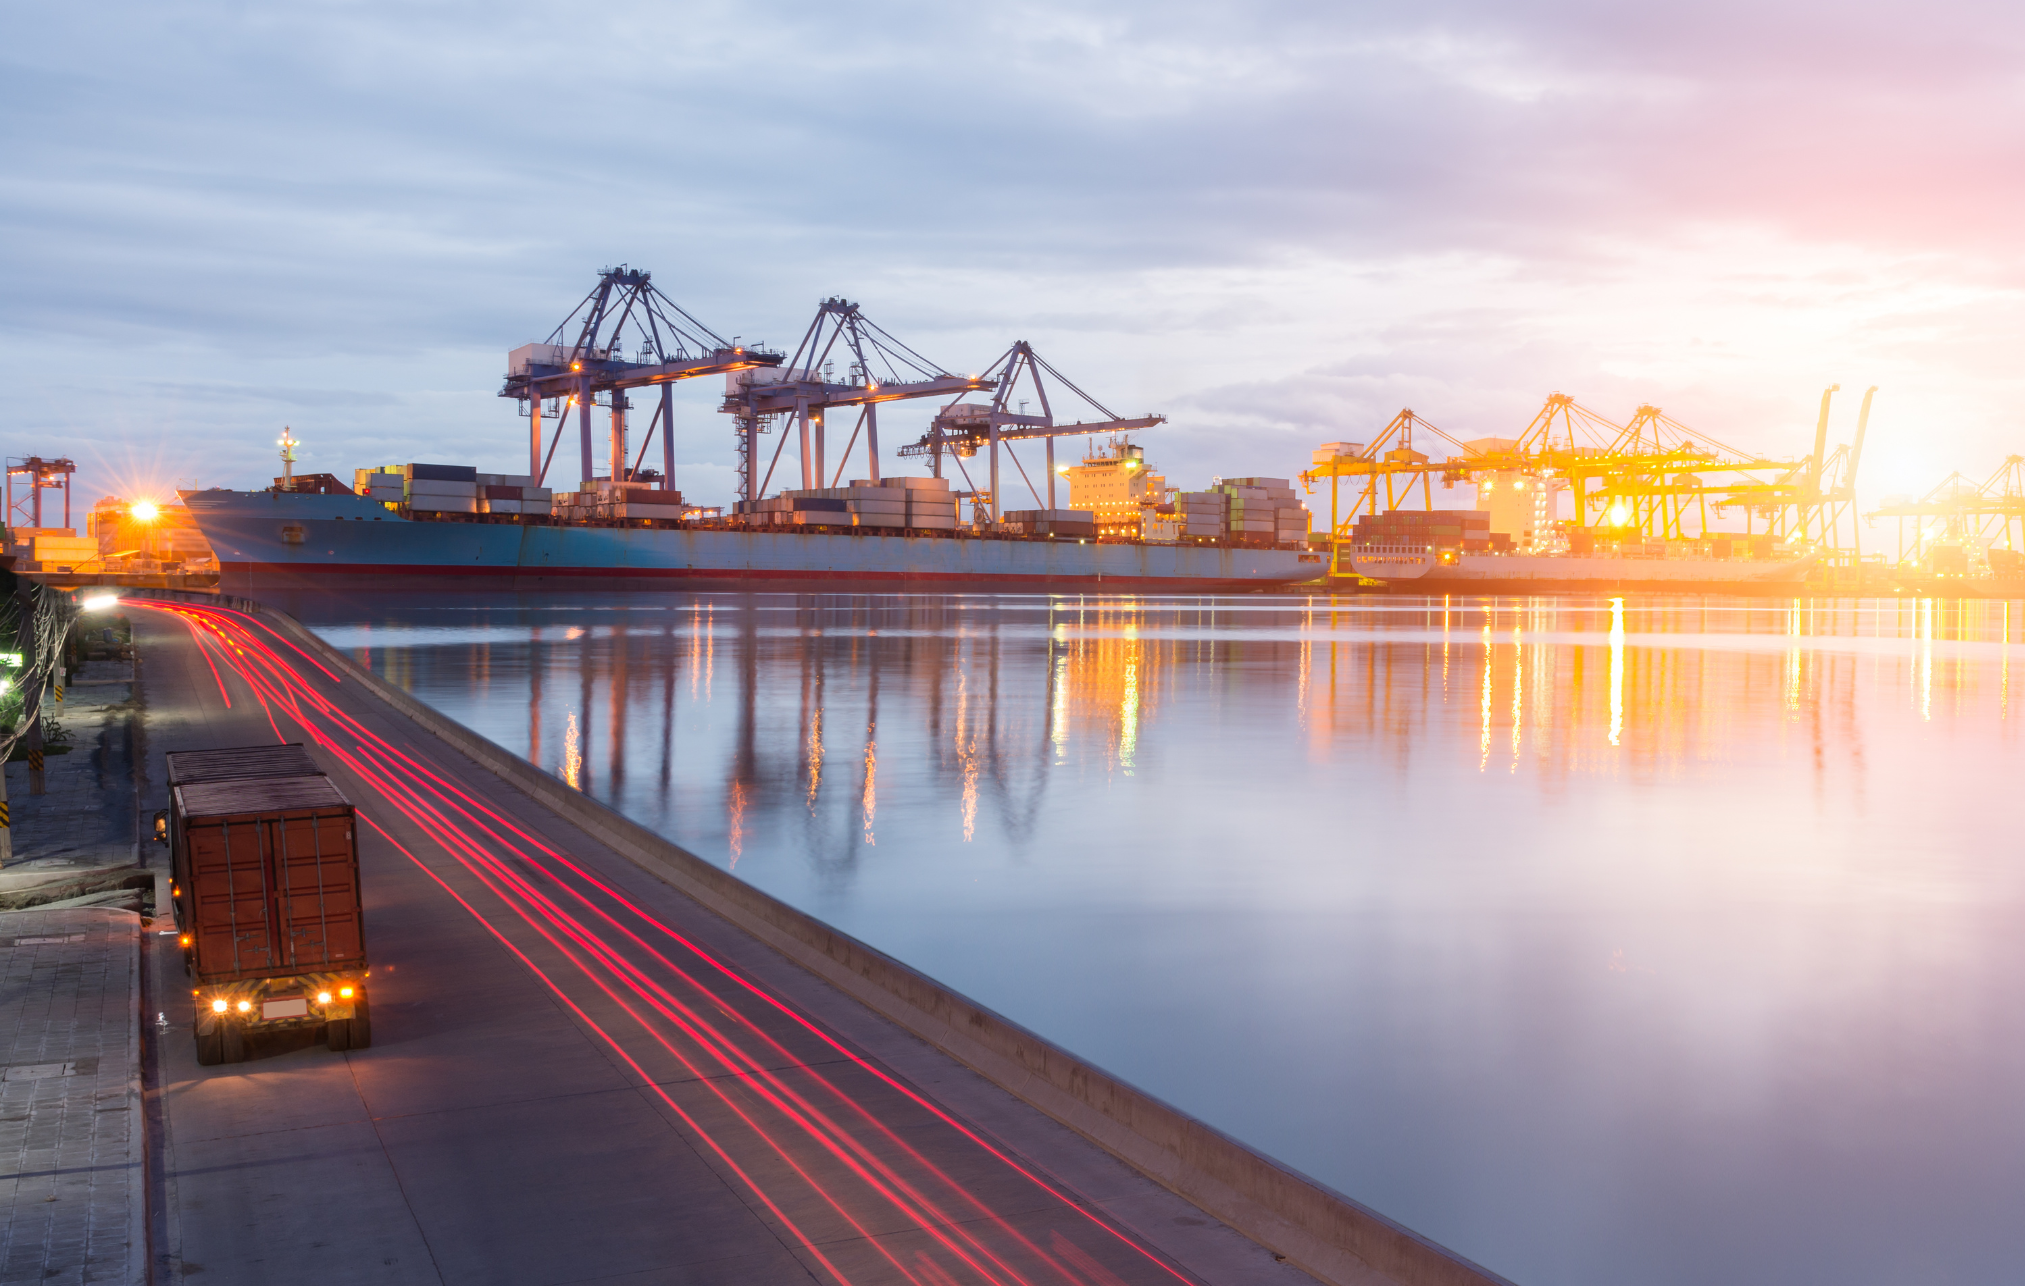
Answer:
1337;508;1816;594
181;463;1321;594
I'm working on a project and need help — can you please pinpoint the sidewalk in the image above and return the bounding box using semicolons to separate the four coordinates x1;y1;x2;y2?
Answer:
0;907;146;1286
0;645;152;1285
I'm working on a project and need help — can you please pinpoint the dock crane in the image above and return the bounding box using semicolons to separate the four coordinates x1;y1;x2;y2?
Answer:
1867;453;2025;569
721;299;992;507
896;342;1165;520
501;266;783;489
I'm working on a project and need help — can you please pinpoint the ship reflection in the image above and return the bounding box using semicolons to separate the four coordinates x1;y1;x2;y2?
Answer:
328;592;2023;879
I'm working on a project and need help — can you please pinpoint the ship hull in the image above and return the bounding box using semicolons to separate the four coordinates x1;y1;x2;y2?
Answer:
1347;549;1817;595
184;490;1318;593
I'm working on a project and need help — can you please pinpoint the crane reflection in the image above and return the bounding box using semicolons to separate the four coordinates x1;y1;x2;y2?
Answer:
317;591;2024;881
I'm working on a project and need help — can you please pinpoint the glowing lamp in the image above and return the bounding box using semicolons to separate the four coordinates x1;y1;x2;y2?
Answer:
81;593;120;612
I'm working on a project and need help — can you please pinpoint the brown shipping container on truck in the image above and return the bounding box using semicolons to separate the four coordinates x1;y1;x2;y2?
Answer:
164;750;370;1067
166;742;321;786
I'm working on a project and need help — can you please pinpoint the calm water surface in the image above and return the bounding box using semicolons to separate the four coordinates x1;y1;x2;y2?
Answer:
284;590;2025;1286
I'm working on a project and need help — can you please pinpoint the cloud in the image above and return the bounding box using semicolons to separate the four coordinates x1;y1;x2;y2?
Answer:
1;0;2021;508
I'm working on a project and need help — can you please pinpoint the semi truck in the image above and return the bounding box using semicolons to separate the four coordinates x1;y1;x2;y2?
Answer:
163;743;371;1065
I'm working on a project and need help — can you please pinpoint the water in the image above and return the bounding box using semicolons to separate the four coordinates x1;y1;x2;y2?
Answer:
284;589;2025;1286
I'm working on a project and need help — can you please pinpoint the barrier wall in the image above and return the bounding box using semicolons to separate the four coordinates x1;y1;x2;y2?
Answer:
164;592;1513;1286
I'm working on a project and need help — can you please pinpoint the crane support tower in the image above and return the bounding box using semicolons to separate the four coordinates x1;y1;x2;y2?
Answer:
720;298;994;508
896;342;1164;520
501;267;784;491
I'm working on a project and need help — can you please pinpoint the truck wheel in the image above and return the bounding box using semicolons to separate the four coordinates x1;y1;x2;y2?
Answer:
195;1027;224;1066
221;1021;247;1064
347;998;373;1050
326;1018;350;1052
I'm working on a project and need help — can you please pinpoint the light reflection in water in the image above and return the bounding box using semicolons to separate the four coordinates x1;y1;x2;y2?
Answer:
296;589;2025;1286
561;710;580;788
1609;596;1625;746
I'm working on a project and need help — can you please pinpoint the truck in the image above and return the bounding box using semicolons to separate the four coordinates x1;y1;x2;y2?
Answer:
163;743;371;1066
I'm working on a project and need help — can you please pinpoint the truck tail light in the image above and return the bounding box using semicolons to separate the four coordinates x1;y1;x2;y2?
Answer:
236;1000;252;1013
339;987;354;998
211;998;228;1013
317;991;333;1004
179;934;190;947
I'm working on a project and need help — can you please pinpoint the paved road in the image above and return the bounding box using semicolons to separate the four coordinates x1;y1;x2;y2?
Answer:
133;601;1310;1286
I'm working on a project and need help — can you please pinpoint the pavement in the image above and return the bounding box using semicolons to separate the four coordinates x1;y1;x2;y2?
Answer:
0;908;146;1286
0;644;151;1286
128;603;1315;1286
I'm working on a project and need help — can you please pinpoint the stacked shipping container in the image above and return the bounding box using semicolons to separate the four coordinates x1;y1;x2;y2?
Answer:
1348;509;1492;551
999;509;1098;538
1173;479;1310;547
355;465;554;515
736;478;960;530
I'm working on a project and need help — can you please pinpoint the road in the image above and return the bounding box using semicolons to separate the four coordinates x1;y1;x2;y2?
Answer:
132;599;1308;1286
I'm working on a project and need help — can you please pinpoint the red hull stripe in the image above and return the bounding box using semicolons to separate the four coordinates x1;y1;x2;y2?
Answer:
220;561;1309;591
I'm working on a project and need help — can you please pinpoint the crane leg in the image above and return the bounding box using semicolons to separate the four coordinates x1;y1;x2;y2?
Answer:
660;387;674;490
797;404;813;491
866;404;881;484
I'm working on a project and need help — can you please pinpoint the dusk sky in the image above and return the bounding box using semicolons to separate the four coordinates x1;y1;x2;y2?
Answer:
6;0;2021;515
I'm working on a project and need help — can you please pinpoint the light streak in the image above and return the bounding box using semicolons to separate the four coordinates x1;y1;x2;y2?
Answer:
124;599;1194;1286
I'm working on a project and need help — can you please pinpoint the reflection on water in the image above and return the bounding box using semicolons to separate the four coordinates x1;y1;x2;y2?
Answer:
297;590;2025;1286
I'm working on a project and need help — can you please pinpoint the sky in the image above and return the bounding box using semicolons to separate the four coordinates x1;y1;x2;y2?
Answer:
4;0;2022;519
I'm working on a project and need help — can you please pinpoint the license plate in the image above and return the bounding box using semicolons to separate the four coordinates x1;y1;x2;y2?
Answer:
261;997;309;1020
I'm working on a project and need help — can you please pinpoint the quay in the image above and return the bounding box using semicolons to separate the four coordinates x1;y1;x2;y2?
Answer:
11;588;1514;1286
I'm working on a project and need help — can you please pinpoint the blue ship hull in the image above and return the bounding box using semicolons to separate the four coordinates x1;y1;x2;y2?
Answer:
184;490;1319;592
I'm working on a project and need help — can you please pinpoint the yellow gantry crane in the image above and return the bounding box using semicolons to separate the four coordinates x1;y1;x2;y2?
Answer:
1302;387;1874;576
1865;455;2025;570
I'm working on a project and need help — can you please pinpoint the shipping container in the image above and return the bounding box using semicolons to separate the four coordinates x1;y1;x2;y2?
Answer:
162;745;370;1067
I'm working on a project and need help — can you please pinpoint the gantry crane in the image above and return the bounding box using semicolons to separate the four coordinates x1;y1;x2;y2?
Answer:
5;457;76;532
1866;455;2025;567
501;266;783;489
894;342;1164;519
720;299;992;506
1302;389;1871;574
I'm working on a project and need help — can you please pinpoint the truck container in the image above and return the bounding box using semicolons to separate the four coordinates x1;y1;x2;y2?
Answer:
164;745;370;1066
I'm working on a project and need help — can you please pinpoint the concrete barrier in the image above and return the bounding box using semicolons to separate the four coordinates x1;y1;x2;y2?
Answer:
165;592;1513;1286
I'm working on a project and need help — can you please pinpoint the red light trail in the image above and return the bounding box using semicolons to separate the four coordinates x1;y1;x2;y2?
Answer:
133;599;1189;1286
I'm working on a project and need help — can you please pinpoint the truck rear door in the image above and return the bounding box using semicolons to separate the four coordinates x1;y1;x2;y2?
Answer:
273;810;362;967
188;818;279;974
